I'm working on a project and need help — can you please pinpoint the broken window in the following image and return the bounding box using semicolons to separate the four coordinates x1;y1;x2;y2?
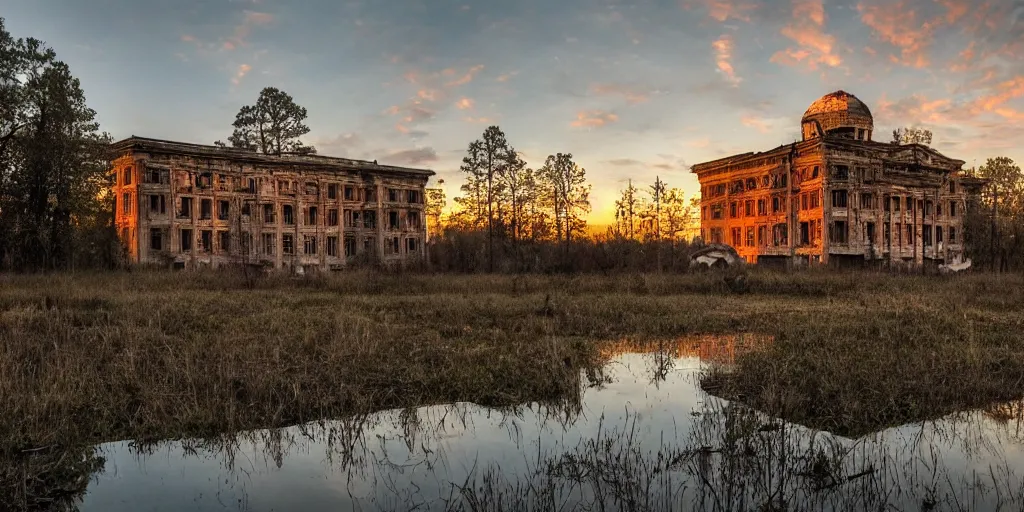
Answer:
240;232;252;255
150;194;166;214
241;203;251;216
906;224;914;245
181;229;193;252
810;191;820;209
262;233;276;255
832;165;849;181
389;211;400;229
306;206;318;225
282;234;294;255
860;193;873;209
949;227;957;243
303;235;317;255
365;187;377;202
801;193;809;211
757;199;767;216
326;236;339;257
283;205;294;225
218;200;230;220
906;197;914;211
746;227;755;247
408;211;421;229
305;182;319;196
757;225;767;246
150;228;163;251
217;174;230;191
248;178;258;193
123;167;133;186
923;224;933;246
328;184;338;199
924;201;933;216
711;203;724;219
729;202;738;218
200;230;212;252
200;199;212;220
344;186;354;201
388;188;399;202
408;190;420;203
772;197;780;214
936;226;943;245
147;168;160;184
936;202;942;216
831;190;848;208
949;181;956;194
731;227;742;247
197;173;212;189
122;193;131;214
896;223;903;246
893;196;901;212
800;222;810;245
866;222;876;245
773;224;788;246
218;231;230;253
950;202;957;217
328;209;339;226
829;221;848;244
262;203;276;223
883;194;891;212
179;197;193;219
344;236;356;257
884;223;891;247
744;200;753;217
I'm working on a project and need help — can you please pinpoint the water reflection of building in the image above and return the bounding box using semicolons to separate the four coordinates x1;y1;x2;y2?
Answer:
692;91;986;267
598;333;772;366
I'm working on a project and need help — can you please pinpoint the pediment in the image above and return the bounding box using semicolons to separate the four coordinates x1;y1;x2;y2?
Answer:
884;144;965;171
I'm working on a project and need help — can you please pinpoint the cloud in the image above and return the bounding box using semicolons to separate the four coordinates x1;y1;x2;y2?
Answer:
857;0;939;68
224;10;275;51
314;133;365;157
589;83;653;104
682;0;760;23
712;35;741;86
446;65;485;87
496;71;519;82
383;148;439;166
462;116;496;124
606;158;645;167
770;0;841;71
455;97;475;110
231;64;252;85
570;110;619;128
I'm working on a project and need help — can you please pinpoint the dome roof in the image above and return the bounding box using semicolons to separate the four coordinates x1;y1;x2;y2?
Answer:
801;90;874;141
802;90;873;120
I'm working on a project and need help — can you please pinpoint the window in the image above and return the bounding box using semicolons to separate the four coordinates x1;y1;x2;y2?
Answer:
801;193;809;211
218;200;230;220
884;223;891;246
866;222;876;245
746;227;755;247
950;227;957;243
344;186;354;201
883;194;891;212
730;202;738;218
773;224;788;246
392;237;401;254
757;199;767;216
831;190;848;208
389;211;400;229
906;224;914;245
800;222;810;245
262;233;276;255
949;181;956;194
833;165;849;181
147;168;161;184
179;197;193;218
283;205;294;225
328;184;338;199
248;178;257;193
149;194;166;214
731;227;742;247
829;221;848;244
906;197;914;211
711;227;724;244
241;203;251;216
936;226;943;245
282;234;294;255
328;209;339;226
180;229;193;252
263;204;276;223
122;193;131;214
200;199;212;220
745;200;754;217
305;182;319;196
344;236;357;257
924;201;933;216
388;189;400;202
407;237;419;252
364;210;377;229
408;211;421;229
860;193;873;209
123;167;133;185
810;192;819;209
896;223;903;246
937;202;942;216
240;233;252;255
150;228;163;251
408;190;420;203
304;235;317;255
200;230;212;252
217;174;230;191
327;236;339;257
197;173;212;189
711;203;724;219
218;231;230;253
950;202;957;217
757;225;767;246
772;197;780;213
923;224;933;246
306;206;318;225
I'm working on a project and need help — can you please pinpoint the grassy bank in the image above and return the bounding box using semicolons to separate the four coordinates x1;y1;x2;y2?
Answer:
2;269;1024;506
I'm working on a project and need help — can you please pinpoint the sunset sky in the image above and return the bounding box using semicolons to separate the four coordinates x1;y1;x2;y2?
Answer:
5;0;1024;225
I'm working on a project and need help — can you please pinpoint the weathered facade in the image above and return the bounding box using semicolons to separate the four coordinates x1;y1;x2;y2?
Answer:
110;137;434;271
692;91;986;267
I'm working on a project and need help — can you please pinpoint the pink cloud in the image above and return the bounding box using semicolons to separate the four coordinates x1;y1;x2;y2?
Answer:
570;110;619;128
712;35;741;85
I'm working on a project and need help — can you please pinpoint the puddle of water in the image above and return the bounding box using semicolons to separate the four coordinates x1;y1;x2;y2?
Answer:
59;334;1024;511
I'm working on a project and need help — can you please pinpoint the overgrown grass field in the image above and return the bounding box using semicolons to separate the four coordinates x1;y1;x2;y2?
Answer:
2;268;1024;503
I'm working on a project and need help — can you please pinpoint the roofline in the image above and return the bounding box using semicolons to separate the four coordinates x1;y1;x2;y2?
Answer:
110;136;436;178
691;139;819;175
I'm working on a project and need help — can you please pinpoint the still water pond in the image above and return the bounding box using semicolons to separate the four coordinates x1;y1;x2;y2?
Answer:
80;335;1024;511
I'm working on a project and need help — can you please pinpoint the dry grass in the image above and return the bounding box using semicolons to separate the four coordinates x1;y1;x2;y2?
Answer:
2;268;1024;508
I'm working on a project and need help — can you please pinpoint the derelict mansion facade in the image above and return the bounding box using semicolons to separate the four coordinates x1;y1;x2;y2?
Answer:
111;137;434;270
692;91;986;267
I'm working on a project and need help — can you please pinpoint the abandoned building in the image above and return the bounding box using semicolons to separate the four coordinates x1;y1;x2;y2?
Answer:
692;91;986;267
110;137;434;271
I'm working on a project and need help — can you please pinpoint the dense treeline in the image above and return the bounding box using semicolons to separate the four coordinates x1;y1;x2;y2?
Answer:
963;157;1024;271
0;18;117;271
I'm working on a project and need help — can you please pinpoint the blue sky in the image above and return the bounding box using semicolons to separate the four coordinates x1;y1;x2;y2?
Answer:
5;0;1024;224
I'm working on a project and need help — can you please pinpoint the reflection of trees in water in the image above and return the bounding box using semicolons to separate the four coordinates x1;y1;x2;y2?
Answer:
1;446;105;511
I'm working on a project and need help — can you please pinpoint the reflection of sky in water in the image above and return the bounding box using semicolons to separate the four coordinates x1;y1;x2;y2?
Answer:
80;348;1024;511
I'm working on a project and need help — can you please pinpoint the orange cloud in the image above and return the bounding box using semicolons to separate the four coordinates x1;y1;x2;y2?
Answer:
682;0;759;23
446;65;485;87
496;71;519;82
857;0;942;68
712;35;741;85
231;64;252;85
570;110;619;128
222;10;274;51
455;97;475;110
417;89;440;101
590;84;651;104
771;0;841;71
741;115;771;133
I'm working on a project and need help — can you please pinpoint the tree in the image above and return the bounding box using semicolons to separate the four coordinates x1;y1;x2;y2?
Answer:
0;18;114;270
425;179;446;241
976;157;1024;271
538;153;591;252
227;87;316;155
614;179;640;239
495;149;534;248
459;126;514;272
892;127;933;146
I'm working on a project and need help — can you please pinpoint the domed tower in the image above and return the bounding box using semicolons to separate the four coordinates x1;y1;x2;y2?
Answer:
801;90;874;142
